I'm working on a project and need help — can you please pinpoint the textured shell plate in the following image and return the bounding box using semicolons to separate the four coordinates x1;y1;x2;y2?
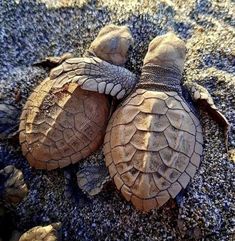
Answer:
104;89;203;212
19;78;110;170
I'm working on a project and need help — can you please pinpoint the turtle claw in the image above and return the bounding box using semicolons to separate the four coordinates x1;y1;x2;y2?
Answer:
33;52;74;68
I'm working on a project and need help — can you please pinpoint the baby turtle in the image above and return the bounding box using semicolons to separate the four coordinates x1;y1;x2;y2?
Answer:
19;25;136;171
0;165;28;204
99;33;229;212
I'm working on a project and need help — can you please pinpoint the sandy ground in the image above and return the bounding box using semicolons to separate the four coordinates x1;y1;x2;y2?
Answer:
0;0;235;240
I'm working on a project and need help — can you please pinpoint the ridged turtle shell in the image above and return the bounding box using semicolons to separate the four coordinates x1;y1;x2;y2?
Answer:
104;89;203;212
19;78;110;170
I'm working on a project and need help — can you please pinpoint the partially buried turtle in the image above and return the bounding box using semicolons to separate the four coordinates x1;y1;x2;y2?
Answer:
77;32;229;211
17;25;136;194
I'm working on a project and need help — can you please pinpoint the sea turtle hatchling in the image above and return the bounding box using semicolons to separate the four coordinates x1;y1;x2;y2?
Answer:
78;32;229;211
19;25;136;170
18;25;136;194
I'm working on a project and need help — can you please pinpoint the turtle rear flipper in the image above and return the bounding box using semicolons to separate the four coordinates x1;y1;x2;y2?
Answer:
185;82;230;149
77;163;111;196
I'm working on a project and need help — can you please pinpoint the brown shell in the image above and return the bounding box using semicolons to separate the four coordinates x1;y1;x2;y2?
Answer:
19;78;110;170
104;89;203;212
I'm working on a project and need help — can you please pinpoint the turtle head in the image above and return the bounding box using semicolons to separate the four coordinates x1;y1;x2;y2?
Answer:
143;32;186;73
88;24;133;66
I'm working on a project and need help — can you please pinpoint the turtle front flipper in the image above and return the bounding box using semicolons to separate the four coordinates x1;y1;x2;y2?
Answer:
50;57;137;100
33;52;74;68
185;81;230;148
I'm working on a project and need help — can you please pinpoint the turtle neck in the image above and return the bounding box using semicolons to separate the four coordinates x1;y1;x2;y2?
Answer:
137;63;182;94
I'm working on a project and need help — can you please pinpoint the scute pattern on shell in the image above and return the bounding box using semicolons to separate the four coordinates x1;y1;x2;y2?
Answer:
104;89;203;212
19;79;110;170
